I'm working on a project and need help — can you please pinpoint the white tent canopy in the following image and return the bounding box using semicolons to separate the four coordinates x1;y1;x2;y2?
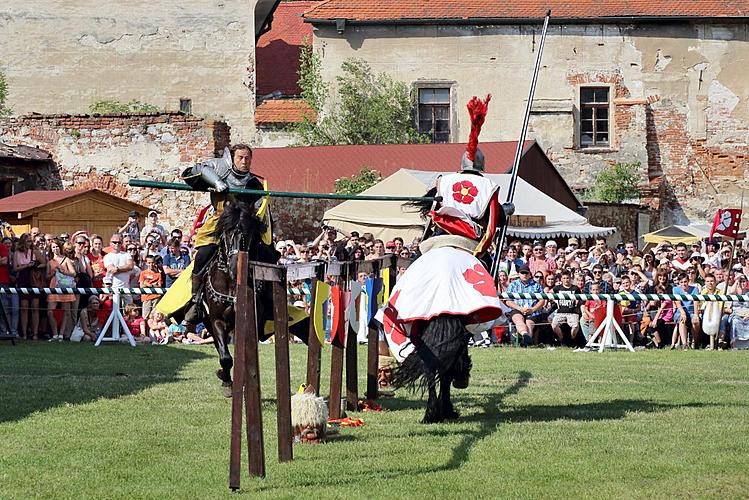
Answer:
323;169;615;242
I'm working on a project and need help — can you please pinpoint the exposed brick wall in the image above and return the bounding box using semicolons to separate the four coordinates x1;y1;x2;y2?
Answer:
0;112;230;233
270;198;338;242
585;202;649;244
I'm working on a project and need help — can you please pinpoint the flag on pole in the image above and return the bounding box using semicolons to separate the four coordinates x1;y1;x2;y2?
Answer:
710;209;742;240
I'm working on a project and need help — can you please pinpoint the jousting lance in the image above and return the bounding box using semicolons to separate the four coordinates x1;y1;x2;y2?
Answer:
129;179;441;203
491;10;552;281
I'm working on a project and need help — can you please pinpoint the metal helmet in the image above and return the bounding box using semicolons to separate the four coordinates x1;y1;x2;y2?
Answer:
460;148;485;172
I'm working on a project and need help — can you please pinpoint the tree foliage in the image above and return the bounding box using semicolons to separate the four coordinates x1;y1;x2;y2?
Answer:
293;50;426;146
0;67;11;117
585;161;641;203
334;167;383;195
88;99;160;114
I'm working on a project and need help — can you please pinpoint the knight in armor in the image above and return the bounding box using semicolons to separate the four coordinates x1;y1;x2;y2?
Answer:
180;144;272;323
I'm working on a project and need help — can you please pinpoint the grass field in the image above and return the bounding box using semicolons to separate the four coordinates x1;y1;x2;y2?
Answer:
1;342;748;499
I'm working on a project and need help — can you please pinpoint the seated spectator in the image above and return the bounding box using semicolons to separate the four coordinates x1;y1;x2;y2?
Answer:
651;284;676;348
551;270;581;344
725;275;749;349
71;296;101;342
124;303;149;343
505;265;546;347
619;275;644;344
148;310;169;344
699;273;723;349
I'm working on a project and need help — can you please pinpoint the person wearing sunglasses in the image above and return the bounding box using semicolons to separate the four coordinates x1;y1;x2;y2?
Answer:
582;264;613;294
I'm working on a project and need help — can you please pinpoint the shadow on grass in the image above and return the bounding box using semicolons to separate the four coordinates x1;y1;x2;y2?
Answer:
0;344;211;423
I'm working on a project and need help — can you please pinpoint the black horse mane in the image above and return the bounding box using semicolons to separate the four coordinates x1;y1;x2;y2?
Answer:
404;186;438;219
211;199;267;243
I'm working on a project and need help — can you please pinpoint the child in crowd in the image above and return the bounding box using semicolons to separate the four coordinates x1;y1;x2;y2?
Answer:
148;310;169;344
124;303;149;343
139;255;163;319
651;284;675;348
581;282;606;340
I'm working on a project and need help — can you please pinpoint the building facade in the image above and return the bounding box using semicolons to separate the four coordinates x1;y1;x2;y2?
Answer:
304;1;749;227
0;0;261;141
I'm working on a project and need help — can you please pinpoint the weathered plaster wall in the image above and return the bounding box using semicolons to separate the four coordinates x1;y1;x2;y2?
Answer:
0;1;256;141
0;113;229;232
313;22;749;227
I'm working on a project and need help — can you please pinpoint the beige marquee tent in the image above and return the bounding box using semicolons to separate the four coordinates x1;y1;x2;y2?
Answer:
323;169;615;242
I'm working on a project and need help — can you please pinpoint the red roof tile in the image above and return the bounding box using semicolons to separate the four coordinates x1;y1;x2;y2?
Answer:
257;1;320;96
252;141;533;192
304;0;749;22
0;190;91;213
255;99;317;125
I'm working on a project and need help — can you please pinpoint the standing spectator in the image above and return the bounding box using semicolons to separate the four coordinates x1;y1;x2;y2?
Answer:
583;264;614;294
73;234;93;284
581;282;607;340
544;240;558;260
118;211;142;243
139;254;163;319
527;243;549;276
673;273;701;349
140;210;168;245
13;234;45;340
47;239;77;341
103;234;135;305
505;265;546;347
671;243;692;272
162;239;190;288
0;234;11;336
366;240;386;260
499;246;524;274
551;270;581;343
88;235;107;287
3;237;18;336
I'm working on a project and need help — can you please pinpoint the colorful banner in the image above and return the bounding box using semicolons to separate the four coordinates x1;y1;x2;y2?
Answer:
348;281;362;332
365;277;383;326
313;281;331;346
710;208;742;240
382;267;391;304
330;285;346;345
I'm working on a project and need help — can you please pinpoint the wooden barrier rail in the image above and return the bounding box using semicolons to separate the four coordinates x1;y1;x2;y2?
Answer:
228;253;412;489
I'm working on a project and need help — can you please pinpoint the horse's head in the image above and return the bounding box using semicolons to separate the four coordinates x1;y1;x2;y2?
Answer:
212;198;269;282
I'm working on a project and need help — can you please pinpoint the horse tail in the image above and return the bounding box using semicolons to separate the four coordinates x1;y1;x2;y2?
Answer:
404;186;438;219
391;315;471;393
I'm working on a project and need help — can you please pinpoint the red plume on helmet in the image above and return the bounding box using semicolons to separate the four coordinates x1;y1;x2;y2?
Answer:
465;94;492;161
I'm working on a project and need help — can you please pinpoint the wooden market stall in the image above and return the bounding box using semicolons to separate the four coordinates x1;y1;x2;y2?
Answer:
0;189;152;237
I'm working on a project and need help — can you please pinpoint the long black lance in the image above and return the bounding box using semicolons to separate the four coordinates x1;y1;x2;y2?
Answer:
491;10;552;281
129;179;440;203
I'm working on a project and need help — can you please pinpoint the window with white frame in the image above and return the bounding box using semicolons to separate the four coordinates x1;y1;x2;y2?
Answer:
579;87;610;148
417;88;450;143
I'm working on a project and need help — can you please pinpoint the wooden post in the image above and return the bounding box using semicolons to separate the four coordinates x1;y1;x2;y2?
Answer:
344;264;358;412
272;269;293;463
240;255;265;479
305;265;324;390
365;259;381;400
229;256;248;490
328;273;345;419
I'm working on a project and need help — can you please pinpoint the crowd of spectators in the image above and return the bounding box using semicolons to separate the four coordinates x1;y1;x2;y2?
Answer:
0;210;210;345
275;228;749;351
4;210;748;352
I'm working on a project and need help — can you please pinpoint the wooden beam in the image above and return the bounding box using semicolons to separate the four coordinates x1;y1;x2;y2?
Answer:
272;271;293;463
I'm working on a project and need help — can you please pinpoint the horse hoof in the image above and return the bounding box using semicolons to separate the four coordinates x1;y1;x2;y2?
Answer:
222;385;233;398
444;409;461;420
452;376;469;389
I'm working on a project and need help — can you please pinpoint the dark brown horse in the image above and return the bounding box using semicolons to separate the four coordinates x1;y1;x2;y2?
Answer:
199;199;308;396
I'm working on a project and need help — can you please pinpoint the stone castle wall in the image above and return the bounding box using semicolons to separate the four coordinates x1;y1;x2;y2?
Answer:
0;112;229;232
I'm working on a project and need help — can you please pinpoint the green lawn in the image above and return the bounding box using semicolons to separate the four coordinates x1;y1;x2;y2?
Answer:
1;342;748;499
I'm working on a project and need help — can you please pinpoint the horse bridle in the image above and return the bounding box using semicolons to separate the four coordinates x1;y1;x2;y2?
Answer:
205;231;249;305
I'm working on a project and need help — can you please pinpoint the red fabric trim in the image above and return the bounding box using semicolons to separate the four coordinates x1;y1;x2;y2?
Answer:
430;211;478;240
474;191;499;256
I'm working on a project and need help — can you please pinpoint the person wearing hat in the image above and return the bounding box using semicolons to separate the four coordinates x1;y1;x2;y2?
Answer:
140;210;167;245
505;265;546;347
118;210;142;242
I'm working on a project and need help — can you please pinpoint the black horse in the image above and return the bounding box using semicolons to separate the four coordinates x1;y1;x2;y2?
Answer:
200;199;308;396
390;185;493;423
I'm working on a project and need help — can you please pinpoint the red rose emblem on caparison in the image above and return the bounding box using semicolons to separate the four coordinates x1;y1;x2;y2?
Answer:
452;180;479;204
